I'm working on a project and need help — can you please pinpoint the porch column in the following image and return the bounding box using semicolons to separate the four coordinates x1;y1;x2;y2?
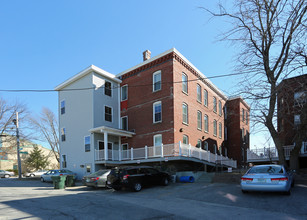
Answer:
118;136;121;161
104;132;108;160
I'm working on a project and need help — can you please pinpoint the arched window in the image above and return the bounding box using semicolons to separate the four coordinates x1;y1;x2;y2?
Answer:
197;111;202;130
197;139;202;148
219;101;222;116
219;122;222;138
213;97;217;113
204;115;209;132
204;141;208;151
197;84;201;102
153;71;161;92
182;103;188;124
182;73;188;93
213;120;217;136
204;89;208;107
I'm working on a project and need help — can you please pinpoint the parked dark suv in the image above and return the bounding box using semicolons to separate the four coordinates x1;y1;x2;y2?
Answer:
107;166;170;192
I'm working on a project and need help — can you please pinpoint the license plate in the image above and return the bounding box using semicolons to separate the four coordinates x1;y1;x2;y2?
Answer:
257;178;266;183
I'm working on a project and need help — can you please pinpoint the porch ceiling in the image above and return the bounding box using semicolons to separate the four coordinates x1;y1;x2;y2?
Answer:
89;126;135;137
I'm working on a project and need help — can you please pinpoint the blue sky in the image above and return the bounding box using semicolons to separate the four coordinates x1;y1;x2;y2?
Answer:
0;0;267;148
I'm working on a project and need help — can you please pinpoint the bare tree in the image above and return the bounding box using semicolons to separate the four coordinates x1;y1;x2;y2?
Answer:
30;108;60;163
203;0;306;167
0;97;28;155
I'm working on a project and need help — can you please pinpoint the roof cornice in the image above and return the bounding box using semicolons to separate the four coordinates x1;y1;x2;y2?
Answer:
54;65;121;91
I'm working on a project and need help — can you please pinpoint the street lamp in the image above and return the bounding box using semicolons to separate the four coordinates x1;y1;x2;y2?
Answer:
13;112;22;179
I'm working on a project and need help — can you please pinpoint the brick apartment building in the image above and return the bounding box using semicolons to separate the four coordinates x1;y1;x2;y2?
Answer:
55;48;250;178
118;48;250;167
277;74;307;166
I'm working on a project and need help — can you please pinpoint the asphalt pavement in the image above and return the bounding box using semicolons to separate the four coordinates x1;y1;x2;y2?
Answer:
0;177;307;220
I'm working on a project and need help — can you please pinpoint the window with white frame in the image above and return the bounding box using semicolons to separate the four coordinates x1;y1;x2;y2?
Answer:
204;141;208;151
62;155;67;168
213;97;217;113
121;85;128;101
105;81;112;97
197;84;201;102
204;89;208;107
153;70;161;92
61;100;65;115
154;134;162;146
213;120;217;136
182;73;188;93
219;122;222;138
86;164;91;173
85;136;90;152
197;111;202;130
61;128;66;142
121;116;128;130
153;101;162;123
105;106;112;122
197;139;202;148
183;135;189;145
204;115;209;132
219;101;222;116
182;103;188;124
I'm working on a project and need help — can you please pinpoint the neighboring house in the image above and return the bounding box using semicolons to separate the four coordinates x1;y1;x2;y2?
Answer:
0;135;59;171
277;74;307;166
55;48;250;178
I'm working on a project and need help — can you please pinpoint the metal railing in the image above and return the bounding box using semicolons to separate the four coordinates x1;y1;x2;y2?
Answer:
94;142;237;168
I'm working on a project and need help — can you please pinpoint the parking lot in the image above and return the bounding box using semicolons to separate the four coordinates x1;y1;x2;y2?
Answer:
1;177;307;220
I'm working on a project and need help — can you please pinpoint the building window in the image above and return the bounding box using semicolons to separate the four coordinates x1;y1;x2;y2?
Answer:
246;112;248;125
61;100;65;115
154;134;162;147
214;144;217;154
121;85;128;101
153;101;162;123
183;135;189;145
225;148;228;157
204;141;208;151
197;84;201;103
105;81;112;97
197;139;202;148
182;73;188;94
213;97;217;113
62;155;67;168
197;111;202;130
218;101;222;116
294;91;307;105
121;116;128;130
242;109;245;122
204;115;209;132
204;89;208;107
85;136;90;152
219;122;222;138
242;128;245;139
294;115;301;125
224;106;227;119
105;106;112;122
225;126;228;140
213;120;217;136
153;71;161;92
86;164;91;173
182;103;188;124
61;128;66;142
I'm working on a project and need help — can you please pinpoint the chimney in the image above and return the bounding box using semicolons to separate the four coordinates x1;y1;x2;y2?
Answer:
143;50;151;61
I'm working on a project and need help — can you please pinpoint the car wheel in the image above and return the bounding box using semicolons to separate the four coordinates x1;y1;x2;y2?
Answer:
4;174;10;178
30;174;35;177
241;190;248;194
133;182;142;192
40;177;45;182
162;177;169;186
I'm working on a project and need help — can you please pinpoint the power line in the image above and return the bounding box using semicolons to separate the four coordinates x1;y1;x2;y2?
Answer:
0;72;245;93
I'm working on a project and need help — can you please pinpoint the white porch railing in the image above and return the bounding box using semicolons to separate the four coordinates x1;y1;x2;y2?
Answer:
95;142;237;168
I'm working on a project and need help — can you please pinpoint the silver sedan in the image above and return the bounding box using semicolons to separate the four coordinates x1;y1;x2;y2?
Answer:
241;164;294;195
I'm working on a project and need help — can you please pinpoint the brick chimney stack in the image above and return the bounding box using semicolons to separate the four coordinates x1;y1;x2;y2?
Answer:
143;50;151;61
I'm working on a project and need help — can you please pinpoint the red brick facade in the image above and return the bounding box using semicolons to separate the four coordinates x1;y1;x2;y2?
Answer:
118;49;250;166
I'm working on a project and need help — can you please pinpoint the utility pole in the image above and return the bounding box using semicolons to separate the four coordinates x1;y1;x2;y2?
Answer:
13;112;22;179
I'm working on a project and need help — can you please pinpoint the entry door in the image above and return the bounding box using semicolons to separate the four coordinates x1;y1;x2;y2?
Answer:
153;135;162;156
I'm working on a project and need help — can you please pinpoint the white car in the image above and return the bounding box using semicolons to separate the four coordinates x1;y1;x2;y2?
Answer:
0;170;15;178
24;170;48;178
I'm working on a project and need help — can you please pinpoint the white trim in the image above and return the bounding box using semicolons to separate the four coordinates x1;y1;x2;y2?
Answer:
121;85;128;101
152;70;162;92
89;126;135;137
55;65;121;91
153;101;162;123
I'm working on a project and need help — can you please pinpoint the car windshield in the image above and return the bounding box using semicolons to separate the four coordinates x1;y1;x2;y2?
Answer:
248;166;284;174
